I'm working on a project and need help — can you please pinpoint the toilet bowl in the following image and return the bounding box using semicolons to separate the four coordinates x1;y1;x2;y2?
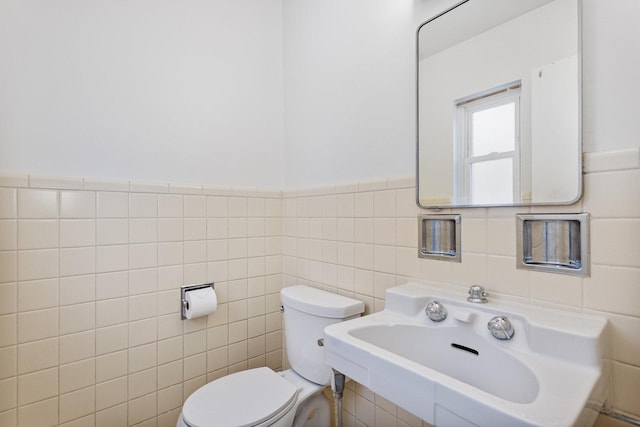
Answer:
176;367;328;427
176;285;364;427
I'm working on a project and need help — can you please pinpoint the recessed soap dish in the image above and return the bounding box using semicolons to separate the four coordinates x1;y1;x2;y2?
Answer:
516;213;589;276
418;214;461;262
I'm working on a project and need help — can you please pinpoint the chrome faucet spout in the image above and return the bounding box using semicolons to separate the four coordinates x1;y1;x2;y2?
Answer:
468;285;489;303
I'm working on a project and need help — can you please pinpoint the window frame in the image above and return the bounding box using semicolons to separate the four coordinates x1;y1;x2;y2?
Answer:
454;82;521;204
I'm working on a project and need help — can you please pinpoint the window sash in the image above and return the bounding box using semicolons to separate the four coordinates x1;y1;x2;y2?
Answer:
454;83;521;204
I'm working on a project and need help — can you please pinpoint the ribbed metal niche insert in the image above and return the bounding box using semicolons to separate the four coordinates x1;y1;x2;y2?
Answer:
516;213;589;276
418;214;461;262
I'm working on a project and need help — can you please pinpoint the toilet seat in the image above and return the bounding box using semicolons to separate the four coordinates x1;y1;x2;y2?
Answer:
181;367;300;427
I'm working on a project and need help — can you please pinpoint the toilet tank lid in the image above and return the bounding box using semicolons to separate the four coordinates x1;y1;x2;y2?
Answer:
281;285;365;318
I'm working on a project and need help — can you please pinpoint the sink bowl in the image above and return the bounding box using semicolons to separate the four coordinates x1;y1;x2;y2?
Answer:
323;283;609;427
349;323;539;404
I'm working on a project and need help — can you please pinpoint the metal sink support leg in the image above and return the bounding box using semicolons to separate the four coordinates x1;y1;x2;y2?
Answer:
331;369;346;427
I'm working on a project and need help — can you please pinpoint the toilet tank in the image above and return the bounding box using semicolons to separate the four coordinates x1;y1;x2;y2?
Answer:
280;285;364;385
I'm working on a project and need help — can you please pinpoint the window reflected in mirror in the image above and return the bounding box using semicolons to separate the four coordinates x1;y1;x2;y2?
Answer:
455;82;520;204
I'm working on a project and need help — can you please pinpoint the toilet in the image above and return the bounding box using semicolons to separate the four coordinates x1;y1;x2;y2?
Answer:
176;285;365;427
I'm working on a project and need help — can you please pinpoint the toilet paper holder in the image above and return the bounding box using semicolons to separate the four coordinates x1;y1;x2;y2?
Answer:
181;282;215;320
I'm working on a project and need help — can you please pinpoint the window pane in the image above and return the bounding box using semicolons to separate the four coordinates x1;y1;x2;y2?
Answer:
471;102;515;156
471;158;513;204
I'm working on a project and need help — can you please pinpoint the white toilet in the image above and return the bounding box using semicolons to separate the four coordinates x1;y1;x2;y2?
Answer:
176;285;364;427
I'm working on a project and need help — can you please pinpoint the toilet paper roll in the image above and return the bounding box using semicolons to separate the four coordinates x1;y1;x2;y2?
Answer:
184;287;217;319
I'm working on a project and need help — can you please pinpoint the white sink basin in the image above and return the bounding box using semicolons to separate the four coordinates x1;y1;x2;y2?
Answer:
323;283;609;427
348;323;540;404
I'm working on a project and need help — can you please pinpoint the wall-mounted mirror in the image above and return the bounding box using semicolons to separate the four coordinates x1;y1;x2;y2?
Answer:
417;0;581;208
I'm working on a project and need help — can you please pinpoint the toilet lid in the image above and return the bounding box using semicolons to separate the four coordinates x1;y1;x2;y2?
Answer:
182;367;299;427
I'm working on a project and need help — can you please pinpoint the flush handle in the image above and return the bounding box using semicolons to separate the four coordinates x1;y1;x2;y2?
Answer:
317;339;324;347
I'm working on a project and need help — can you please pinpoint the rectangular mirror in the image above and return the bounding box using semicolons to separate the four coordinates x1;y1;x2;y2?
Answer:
417;0;582;208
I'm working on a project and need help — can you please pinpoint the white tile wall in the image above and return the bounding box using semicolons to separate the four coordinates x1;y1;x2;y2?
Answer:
0;176;283;427
0;169;638;426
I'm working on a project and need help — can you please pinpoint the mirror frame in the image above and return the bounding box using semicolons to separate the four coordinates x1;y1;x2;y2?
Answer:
415;0;583;209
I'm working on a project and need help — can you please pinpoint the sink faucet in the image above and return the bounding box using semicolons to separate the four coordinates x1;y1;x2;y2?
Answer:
488;316;515;340
467;285;489;303
425;300;447;322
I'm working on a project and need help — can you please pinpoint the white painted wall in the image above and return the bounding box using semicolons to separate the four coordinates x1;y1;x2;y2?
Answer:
1;0;637;190
0;0;284;188
282;0;418;190
282;0;640;189
582;0;640;154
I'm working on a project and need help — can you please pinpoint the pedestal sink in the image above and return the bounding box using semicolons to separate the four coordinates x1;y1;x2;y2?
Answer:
323;283;609;427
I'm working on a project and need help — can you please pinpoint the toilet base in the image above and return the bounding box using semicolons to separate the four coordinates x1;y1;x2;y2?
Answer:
292;392;331;427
